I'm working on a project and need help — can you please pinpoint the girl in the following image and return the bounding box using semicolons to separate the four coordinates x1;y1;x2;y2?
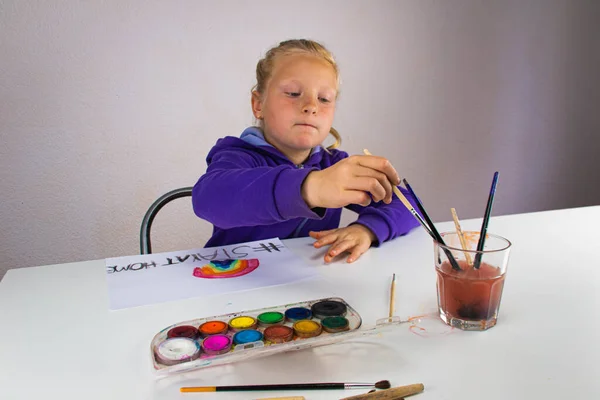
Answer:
193;39;418;263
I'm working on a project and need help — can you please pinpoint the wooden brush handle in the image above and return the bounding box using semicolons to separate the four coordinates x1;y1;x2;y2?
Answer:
339;383;424;400
451;207;473;266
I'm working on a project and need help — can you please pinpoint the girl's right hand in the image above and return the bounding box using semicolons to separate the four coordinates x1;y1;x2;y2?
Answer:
301;155;401;209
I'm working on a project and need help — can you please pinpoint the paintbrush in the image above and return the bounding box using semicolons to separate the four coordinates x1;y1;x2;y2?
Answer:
402;179;462;271
450;207;473;266
180;380;391;392
389;273;396;318
473;172;499;269
361;149;433;238
339;383;424;400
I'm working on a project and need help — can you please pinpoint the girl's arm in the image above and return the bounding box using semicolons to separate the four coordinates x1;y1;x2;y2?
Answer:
192;149;323;229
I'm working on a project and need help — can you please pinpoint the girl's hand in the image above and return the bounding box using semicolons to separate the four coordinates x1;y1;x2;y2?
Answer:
301;155;400;209
309;225;377;263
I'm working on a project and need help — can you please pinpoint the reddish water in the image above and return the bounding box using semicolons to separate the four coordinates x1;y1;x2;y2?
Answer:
436;260;505;321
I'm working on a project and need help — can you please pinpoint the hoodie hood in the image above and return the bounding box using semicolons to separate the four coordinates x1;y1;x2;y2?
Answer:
204;126;324;167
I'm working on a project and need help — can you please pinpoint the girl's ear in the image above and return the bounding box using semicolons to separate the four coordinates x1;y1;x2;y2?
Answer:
251;91;264;119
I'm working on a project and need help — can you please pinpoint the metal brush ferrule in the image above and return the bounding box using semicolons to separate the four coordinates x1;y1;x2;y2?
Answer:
344;383;374;389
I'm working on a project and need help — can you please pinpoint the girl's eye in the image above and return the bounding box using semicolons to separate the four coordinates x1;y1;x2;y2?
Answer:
286;92;301;97
319;97;331;103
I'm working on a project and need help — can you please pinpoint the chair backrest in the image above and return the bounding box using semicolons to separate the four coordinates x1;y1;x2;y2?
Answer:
140;187;193;254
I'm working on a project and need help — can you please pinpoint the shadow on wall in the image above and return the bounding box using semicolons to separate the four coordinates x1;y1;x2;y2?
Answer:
563;2;600;208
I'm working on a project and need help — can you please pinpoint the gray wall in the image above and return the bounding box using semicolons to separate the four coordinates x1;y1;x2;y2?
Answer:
1;0;599;279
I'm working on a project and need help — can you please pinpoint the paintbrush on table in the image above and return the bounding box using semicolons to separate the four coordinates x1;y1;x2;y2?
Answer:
181;380;391;393
388;273;396;318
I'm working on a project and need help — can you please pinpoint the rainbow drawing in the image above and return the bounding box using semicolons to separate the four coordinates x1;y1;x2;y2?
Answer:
193;259;259;279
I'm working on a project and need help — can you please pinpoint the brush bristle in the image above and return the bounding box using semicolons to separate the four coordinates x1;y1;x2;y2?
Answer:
375;380;391;389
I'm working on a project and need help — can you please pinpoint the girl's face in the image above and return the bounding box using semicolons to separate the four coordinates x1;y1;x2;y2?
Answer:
252;53;338;165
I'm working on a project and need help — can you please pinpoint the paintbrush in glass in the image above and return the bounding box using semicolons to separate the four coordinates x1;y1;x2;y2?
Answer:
473;171;499;269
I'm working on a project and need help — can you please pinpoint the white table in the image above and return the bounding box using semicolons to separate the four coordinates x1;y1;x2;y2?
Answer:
1;206;599;400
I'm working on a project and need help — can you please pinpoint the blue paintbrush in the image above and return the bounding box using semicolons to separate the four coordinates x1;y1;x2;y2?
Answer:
473;172;499;269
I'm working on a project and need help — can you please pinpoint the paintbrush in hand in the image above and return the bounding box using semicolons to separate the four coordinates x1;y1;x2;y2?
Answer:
180;380;391;392
402;178;462;271
362;149;433;238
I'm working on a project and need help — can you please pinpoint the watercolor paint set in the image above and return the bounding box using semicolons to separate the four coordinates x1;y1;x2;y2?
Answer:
150;297;400;376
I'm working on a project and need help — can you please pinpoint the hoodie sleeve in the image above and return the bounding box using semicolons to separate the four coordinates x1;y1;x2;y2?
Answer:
192;148;323;229
346;186;420;246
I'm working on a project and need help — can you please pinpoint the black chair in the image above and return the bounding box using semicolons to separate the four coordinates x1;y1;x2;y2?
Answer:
140;187;193;254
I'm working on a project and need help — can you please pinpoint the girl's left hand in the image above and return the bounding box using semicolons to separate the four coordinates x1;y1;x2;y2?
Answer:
309;225;377;263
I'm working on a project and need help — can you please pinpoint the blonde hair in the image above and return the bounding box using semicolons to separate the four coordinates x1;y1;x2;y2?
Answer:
253;39;341;150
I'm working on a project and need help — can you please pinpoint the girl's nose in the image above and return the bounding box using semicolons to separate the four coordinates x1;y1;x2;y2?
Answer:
302;99;317;114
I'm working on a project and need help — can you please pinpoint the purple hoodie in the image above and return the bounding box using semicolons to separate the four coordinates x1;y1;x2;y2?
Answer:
193;127;419;248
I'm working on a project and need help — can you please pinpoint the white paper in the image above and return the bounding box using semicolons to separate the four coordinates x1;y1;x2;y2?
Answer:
105;238;315;310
